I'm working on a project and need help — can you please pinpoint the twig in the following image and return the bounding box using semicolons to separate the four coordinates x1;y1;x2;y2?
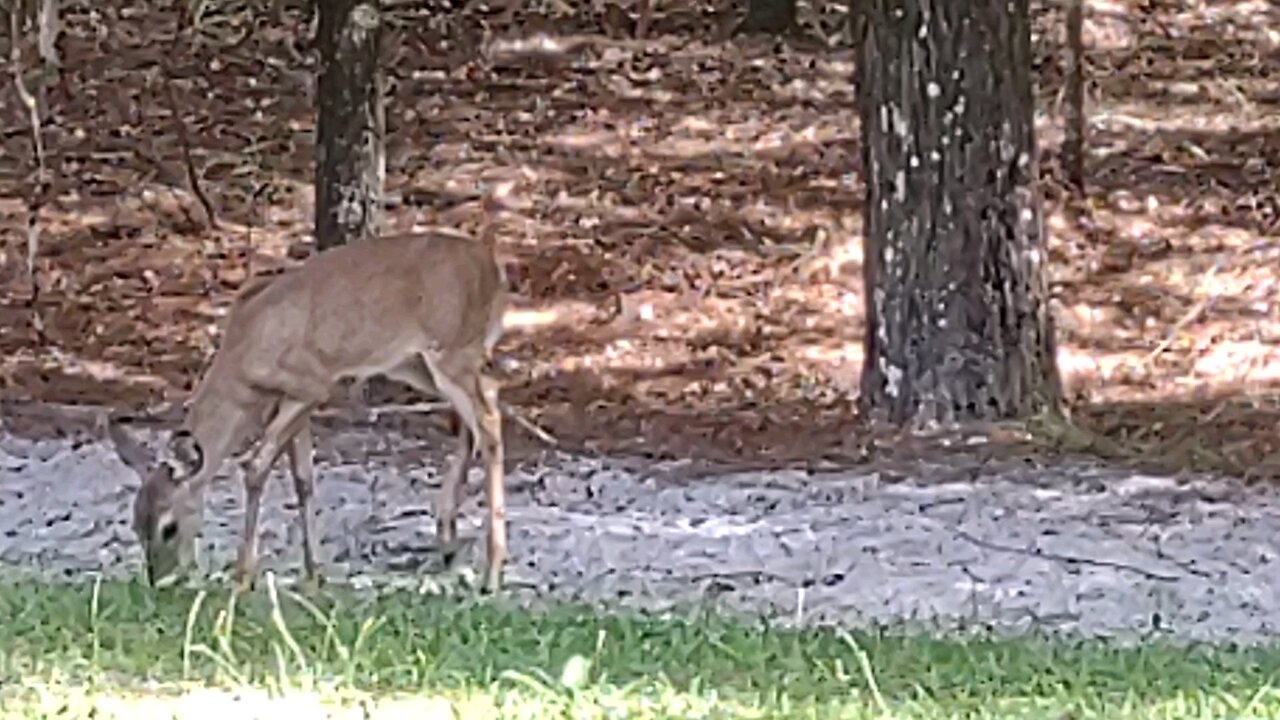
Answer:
499;399;559;447
367;401;450;420
1139;257;1221;367
1148;531;1215;579
954;527;1179;582
9;4;49;339
160;12;219;230
312;398;558;448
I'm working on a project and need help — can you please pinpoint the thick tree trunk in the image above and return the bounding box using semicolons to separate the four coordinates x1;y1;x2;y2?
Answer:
854;0;1061;429
315;0;384;250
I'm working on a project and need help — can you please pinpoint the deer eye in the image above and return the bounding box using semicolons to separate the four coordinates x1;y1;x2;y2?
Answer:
159;521;179;542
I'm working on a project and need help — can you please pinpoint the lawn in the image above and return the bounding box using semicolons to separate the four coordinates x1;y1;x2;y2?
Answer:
1;578;1279;719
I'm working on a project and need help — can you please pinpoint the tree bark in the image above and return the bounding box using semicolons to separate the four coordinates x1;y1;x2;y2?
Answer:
315;0;384;250
854;0;1062;429
1063;0;1086;195
37;0;58;68
732;0;795;36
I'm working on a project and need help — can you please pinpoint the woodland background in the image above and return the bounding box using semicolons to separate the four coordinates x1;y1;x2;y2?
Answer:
1;0;1278;477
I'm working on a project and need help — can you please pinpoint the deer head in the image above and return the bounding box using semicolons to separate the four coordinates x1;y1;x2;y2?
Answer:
108;422;208;586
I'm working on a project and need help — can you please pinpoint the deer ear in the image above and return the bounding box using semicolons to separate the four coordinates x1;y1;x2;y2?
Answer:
106;420;154;474
169;430;205;479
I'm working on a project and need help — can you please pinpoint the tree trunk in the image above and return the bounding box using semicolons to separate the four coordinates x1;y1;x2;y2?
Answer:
854;0;1061;429
1063;0;1086;195
732;0;795;36
315;0;384;250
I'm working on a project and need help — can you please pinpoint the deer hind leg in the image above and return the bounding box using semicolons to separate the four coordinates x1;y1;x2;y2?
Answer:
286;415;321;590
437;418;472;565
235;397;315;592
423;352;505;592
383;357;472;563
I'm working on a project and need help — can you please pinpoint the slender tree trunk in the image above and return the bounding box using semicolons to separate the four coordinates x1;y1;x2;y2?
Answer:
315;0;384;250
1063;0;1086;194
732;0;795;36
854;0;1061;429
35;0;58;68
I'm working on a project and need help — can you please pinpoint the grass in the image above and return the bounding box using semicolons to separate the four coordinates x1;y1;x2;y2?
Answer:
1;577;1280;718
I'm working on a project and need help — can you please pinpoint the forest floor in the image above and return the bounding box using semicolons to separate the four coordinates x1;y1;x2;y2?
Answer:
2;0;1280;478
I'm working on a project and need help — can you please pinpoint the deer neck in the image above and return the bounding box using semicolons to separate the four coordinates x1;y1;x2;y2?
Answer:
183;380;268;484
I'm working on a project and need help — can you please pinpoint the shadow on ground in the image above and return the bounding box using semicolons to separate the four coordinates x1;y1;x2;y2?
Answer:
1;0;1278;477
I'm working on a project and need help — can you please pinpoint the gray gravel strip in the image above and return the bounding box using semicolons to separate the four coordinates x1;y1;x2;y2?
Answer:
2;422;1278;646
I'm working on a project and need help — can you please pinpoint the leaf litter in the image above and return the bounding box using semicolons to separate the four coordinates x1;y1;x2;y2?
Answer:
1;0;1279;479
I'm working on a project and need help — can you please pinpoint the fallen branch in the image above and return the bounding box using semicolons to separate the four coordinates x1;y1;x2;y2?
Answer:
313;398;559;448
500;399;559;447
368;401;450;420
954;527;1179;582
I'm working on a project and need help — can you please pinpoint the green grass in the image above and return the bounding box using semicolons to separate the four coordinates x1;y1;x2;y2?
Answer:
1;577;1279;718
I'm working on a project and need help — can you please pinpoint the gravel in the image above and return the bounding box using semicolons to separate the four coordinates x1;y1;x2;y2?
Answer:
3;417;1279;646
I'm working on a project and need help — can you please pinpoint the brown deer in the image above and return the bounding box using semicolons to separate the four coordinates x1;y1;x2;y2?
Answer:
108;187;514;593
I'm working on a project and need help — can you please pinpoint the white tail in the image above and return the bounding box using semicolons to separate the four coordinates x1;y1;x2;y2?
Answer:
109;205;511;592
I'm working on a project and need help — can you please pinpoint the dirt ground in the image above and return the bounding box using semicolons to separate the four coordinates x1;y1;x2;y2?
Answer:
8;424;1280;646
1;0;1278;477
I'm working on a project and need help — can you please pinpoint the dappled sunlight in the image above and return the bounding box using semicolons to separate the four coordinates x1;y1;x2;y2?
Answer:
540;109;858;174
1087;0;1141;50
1055;346;1142;392
502;303;600;333
1088;0;1280;41
1160;0;1280;35
1;0;1278;471
1095;101;1279;133
1088;0;1280;51
0;346;179;407
1193;341;1280;384
1037;0;1280;472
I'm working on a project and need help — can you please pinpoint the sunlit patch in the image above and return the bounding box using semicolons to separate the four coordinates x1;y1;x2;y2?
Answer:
1194;341;1280;383
502;307;565;331
1;0;1278;473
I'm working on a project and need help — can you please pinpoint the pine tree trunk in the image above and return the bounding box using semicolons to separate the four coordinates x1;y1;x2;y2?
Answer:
854;0;1062;429
315;0;384;250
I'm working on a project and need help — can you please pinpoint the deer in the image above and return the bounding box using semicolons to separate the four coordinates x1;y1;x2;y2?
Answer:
107;185;514;594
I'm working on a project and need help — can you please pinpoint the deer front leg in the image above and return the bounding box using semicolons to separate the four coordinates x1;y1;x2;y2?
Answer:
234;398;314;593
